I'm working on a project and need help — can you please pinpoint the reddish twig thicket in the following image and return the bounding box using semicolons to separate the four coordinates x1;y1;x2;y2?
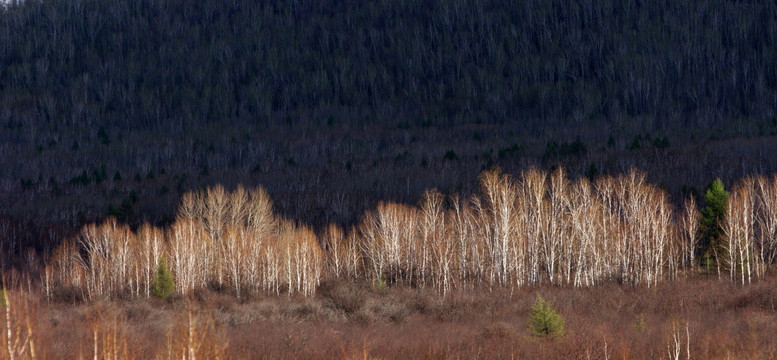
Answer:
45;169;777;299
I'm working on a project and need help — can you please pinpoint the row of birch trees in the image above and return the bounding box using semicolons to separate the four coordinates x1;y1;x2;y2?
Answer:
721;177;777;284
45;168;777;299
45;186;323;300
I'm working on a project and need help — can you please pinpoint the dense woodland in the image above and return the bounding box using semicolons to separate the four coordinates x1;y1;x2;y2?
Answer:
42;168;777;301
1;0;775;128
1;0;777;231
1;0;777;358
2;0;777;250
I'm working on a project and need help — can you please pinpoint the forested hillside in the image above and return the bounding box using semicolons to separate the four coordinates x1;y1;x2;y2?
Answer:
2;0;776;129
2;0;777;267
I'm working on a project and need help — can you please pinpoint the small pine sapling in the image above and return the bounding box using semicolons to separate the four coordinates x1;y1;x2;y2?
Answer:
151;258;176;300
528;295;565;339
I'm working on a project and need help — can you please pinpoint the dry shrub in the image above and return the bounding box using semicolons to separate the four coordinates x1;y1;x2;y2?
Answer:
124;302;154;323
194;287;239;312
253;300;281;321
730;280;777;311
0;290;38;360
318;279;365;314
364;297;411;323
407;288;435;314
86;311;131;359
281;300;325;321
164;310;227;359
49;284;85;303
351;308;377;326
480;321;517;340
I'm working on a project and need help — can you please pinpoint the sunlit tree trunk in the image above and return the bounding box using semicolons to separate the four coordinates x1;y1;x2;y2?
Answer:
754;176;777;275
137;224;163;298
205;185;228;288
679;196;700;275
519;168;547;285
547;168;569;285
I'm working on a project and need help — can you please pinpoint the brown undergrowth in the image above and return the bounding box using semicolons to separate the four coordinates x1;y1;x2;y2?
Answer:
4;275;776;359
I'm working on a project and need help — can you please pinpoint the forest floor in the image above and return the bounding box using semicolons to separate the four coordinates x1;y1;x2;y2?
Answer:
6;274;775;359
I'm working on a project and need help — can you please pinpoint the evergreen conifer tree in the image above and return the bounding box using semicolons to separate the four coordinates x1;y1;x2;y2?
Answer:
529;295;565;339
699;178;728;271
151;258;175;300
